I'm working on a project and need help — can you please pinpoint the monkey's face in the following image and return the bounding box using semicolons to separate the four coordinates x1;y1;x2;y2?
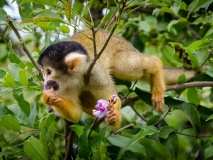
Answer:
42;66;60;91
38;41;88;95
40;53;88;96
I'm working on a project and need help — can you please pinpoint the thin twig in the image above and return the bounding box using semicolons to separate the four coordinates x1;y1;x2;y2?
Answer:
88;118;99;138
113;123;134;135
7;16;43;80
175;131;212;138
84;1;127;84
91;27;97;56
131;106;147;122
122;96;140;107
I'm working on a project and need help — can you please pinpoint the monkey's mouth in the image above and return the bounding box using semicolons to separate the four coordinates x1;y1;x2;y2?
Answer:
45;80;59;91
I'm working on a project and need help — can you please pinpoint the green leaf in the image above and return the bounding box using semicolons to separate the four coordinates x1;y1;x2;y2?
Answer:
39;113;55;129
16;0;32;19
78;123;91;159
13;93;30;116
0;8;7;25
20;0;58;6
178;103;201;132
167;18;187;31
19;68;29;86
8;63;21;81
206;114;213;121
24;136;48;160
170;1;186;15
0;133;6;146
60;25;70;33
108;135;146;156
121;106;137;122
116;128;158;159
0;114;20;132
178;74;187;84
0;69;6;78
153;7;174;15
92;141;107;160
3;73;15;88
161;132;179;157
7;42;23;64
187;88;200;105
65;0;72;21
187;32;213;51
27;104;39;127
36;22;57;31
204;145;213;159
203;68;213;78
159;126;174;139
0;103;12;118
147;115;161;125
20;12;66;24
139;21;151;32
135;88;152;105
193;13;213;25
187;0;213;12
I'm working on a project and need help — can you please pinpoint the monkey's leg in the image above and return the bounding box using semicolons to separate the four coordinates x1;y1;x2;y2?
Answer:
149;57;165;111
110;53;165;111
42;89;83;122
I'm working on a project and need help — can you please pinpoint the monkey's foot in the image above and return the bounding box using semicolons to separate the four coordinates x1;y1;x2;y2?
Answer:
151;89;165;112
105;108;121;128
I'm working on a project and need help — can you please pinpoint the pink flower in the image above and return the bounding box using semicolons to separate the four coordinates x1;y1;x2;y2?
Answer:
93;99;109;118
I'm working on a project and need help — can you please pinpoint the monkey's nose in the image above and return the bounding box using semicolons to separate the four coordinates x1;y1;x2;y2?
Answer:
46;80;59;91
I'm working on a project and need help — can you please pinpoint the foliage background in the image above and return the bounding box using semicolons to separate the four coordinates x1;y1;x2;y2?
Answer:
0;0;213;159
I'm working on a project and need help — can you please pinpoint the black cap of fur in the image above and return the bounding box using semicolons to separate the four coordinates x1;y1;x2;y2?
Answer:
37;41;88;72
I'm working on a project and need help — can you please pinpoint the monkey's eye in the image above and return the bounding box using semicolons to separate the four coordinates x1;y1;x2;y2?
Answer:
46;69;52;75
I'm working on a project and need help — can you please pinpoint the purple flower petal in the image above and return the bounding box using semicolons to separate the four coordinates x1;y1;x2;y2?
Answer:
93;99;109;118
44;84;48;91
93;110;107;118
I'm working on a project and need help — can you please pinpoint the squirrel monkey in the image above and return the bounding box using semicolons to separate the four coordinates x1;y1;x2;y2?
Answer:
38;30;195;127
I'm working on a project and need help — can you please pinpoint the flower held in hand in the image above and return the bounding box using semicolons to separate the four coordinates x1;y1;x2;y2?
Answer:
93;99;109;118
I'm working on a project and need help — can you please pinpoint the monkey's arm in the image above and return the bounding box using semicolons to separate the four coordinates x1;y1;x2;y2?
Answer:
42;88;83;122
84;64;122;128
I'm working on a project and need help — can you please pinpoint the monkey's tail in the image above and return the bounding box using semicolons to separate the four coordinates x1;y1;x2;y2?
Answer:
163;67;196;85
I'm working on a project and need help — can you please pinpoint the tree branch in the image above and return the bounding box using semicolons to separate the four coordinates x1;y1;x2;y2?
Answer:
84;0;127;84
120;81;213;108
166;81;213;91
64;120;75;160
7;16;43;80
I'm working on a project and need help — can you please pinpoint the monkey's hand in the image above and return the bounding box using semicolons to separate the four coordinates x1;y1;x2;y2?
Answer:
42;88;63;106
105;100;122;128
41;88;82;122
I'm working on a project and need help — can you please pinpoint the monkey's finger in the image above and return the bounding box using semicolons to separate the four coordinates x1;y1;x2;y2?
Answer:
105;117;116;125
53;97;63;103
106;110;116;118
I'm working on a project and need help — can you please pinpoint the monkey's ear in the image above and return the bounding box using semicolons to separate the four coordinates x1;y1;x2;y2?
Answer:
65;53;87;72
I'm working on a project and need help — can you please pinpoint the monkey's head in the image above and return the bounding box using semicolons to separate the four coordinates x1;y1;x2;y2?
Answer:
38;41;88;94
